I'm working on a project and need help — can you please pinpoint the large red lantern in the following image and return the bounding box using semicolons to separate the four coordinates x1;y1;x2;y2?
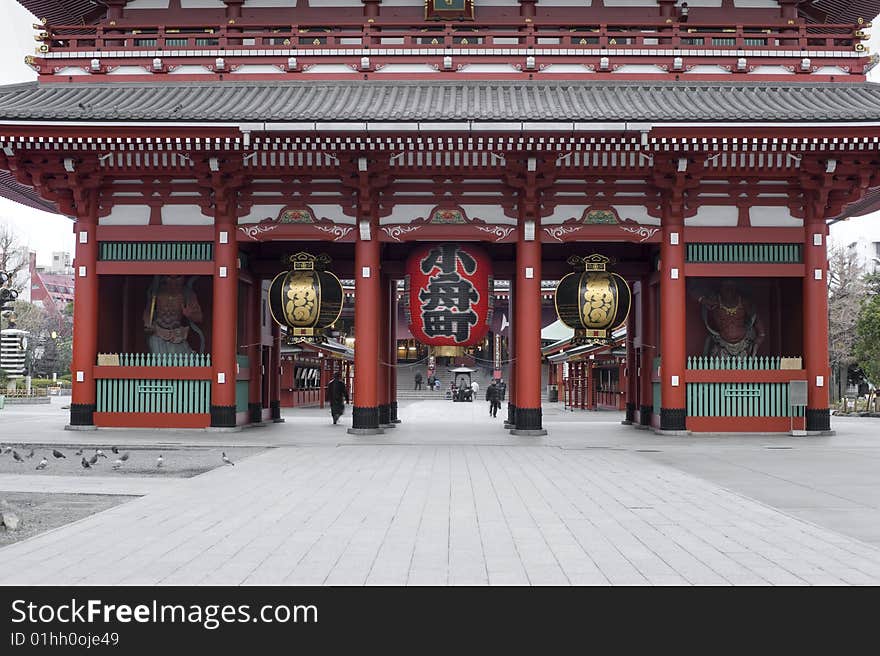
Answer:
404;243;493;346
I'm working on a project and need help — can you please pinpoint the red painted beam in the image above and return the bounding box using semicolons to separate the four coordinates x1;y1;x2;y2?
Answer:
687;416;800;433
94;412;210;429
96;262;214;276
685;263;805;277
685;369;807;383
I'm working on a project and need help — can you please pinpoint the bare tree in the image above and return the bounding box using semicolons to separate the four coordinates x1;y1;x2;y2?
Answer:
828;245;866;404
0;223;28;294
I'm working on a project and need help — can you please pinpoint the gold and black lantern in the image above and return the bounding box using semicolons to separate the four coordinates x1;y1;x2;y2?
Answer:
269;252;343;342
555;254;631;344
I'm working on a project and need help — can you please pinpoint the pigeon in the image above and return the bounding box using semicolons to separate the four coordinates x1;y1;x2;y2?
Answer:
95;449;107;459
111;446;119;454
112;458;124;470
12;450;23;463
35;457;48;470
88;453;99;466
221;452;235;466
81;457;91;469
26;449;34;459
0;444;5;455
74;448;83;456
52;449;66;459
120;452;130;462
3;446;10;454
156;454;163;468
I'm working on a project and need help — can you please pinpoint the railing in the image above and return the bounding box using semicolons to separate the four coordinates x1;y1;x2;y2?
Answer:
687;382;804;417
101;352;212;367
686;243;803;264
686;356;801;370
99;242;213;262
35;19;865;57
97;378;210;413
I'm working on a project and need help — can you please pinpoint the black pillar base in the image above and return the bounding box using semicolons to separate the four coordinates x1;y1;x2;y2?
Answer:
623;402;636;425
659;407;687;432
210;405;237;428
504;402;517;429
270;399;283;423
511;407;547;436
378;403;391;426
639;404;653;427
69;403;95;426
806;408;831;432
348;406;382;435
390;401;401;423
248;402;263;424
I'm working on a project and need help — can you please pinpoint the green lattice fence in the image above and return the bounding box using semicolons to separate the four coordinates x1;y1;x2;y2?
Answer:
686;243;802;263
112;353;211;367
97;379;210;413
687;382;805;417
99;242;213;261
686;356;783;370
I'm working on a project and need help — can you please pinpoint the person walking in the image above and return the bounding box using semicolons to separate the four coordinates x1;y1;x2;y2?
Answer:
498;379;507;401
326;372;349;425
486;381;501;418
471;379;480;396
414;371;423;390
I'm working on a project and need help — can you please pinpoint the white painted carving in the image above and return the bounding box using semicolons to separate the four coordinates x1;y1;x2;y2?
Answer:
475;225;515;241
239;224;278;240
313;224;353;241
619;225;660;242
382;225;422;241
544;225;582;241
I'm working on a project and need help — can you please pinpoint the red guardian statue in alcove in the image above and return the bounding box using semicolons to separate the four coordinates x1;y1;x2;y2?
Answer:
693;280;766;358
143;275;204;354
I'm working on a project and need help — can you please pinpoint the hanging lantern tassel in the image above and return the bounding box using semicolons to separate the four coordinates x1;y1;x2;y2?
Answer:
554;254;631;345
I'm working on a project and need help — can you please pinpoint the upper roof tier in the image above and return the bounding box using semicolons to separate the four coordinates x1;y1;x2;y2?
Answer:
2;79;880;123
14;0;880;27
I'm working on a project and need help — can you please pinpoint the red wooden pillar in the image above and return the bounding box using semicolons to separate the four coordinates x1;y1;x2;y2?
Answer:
639;278;657;428
389;278;401;424
623;299;637;424
804;211;831;432
587;361;595;410
512;229;545;435
68;201;99;428
350;223;383;434
247;280;262;425
270;320;282;422
210;210;238;428
659;214;687;432
378;273;392;427
319;356;328;409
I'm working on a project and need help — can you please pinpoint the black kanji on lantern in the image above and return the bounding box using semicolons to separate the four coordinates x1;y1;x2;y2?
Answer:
417;245;481;343
419;244;477;276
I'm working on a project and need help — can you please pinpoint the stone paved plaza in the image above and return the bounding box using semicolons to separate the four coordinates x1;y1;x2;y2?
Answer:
1;399;880;585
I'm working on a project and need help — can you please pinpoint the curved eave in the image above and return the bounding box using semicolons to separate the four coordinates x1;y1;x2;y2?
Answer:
0;170;62;215
15;0;103;27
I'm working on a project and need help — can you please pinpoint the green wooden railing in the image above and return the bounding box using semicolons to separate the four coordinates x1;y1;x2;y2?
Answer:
106;353;211;367
686;243;802;263
99;242;213;261
235;354;250;413
687;383;804;417
97;379;210;414
687;356;785;370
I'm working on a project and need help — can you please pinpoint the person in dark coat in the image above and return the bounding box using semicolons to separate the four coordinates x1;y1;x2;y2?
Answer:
414;371;423;390
497;379;507;401
486;381;501;418
326;372;349;425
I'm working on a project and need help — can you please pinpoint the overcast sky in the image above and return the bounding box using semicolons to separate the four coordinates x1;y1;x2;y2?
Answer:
0;1;879;264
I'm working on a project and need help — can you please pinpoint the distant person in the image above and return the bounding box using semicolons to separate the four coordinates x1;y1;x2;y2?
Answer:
326;372;349;425
498;379;506;401
414;371;423;390
434;378;442;391
471;379;480;395
485;381;501;418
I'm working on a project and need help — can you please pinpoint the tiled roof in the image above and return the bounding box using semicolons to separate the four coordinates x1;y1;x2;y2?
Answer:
1;81;880;123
